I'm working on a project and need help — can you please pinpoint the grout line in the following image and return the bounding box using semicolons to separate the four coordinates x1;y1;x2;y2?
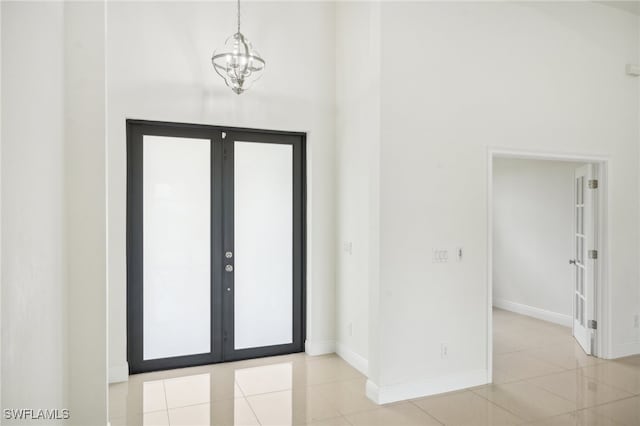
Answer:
243;396;262;425
340;415;354;426
162;380;171;425
407;400;446;425
525;370;636;406
469;389;537;422
235;379;248;398
574;367;640;396
579;394;640;425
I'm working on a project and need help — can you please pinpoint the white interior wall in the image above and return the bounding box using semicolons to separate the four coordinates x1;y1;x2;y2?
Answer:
1;2;108;423
1;1;68;416
64;2;108;424
492;159;579;326
334;1;381;375
366;1;640;404
107;1;337;381
1;1;3;408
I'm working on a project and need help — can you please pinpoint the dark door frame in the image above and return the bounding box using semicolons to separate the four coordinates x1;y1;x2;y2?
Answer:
126;119;306;374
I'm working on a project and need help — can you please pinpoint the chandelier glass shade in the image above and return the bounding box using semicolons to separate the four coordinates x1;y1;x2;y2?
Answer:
212;0;265;94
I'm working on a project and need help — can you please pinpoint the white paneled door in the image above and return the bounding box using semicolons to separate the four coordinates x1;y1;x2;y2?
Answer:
571;164;597;355
127;121;305;374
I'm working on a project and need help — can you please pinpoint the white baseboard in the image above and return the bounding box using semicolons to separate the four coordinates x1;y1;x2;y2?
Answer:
109;362;129;384
610;340;640;359
366;368;488;404
335;342;368;375
305;339;335;356
493;298;572;327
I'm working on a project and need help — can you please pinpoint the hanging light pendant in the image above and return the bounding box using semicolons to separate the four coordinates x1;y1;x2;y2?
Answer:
212;0;265;94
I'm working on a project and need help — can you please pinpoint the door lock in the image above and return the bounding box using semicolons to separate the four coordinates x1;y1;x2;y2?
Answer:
225;265;233;272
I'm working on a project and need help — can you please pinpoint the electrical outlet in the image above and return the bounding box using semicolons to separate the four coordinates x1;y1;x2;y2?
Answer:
344;242;353;255
433;249;449;263
441;343;449;359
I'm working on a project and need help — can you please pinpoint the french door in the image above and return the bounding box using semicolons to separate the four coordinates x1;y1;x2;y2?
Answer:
571;164;597;355
127;120;305;374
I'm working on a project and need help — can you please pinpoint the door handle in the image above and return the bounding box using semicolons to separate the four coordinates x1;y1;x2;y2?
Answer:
569;259;577;265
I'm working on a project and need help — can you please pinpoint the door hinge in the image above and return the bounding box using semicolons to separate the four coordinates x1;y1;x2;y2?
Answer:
588;320;597;330
588;250;598;260
588;179;598;189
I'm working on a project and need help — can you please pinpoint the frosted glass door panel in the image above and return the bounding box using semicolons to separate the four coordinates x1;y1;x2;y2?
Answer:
143;135;211;360
234;142;293;350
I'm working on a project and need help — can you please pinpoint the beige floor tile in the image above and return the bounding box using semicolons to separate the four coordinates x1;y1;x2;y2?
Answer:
164;373;210;409
412;390;521;426
493;352;565;383
301;356;364;385
215;398;261;426
579;362;640;394
592;396;640;426
143;411;170;426
142;380;167;413
109;381;131;419
345;402;441;426
473;381;575;422
235;362;294;396
168;399;261;426
526;343;603;371
523;409;622;426
168;403;211;426
109;410;170;426
307;417;352;426
109;309;626;425
246;390;294;425
612;355;640;368
208;367;245;401
527;370;632;409
494;332;528;355
294;386;344;424
314;378;379;415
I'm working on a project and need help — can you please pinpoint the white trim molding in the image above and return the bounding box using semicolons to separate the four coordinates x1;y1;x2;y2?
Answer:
366;369;487;405
305;339;335;356
335;342;368;375
109;362;129;384
493;299;572;328
610;341;640;359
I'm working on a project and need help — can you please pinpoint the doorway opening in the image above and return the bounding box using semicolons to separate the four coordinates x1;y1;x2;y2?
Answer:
126;120;307;374
487;149;609;383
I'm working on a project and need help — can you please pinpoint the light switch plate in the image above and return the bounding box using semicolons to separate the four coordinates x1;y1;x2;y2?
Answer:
433;249;449;263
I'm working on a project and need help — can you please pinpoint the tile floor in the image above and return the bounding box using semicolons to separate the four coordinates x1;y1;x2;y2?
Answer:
110;309;640;425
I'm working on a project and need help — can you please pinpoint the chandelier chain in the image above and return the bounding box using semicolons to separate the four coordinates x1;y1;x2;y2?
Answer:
212;0;265;94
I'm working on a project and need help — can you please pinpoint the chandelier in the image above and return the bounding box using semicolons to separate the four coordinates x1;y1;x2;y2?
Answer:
211;0;266;94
